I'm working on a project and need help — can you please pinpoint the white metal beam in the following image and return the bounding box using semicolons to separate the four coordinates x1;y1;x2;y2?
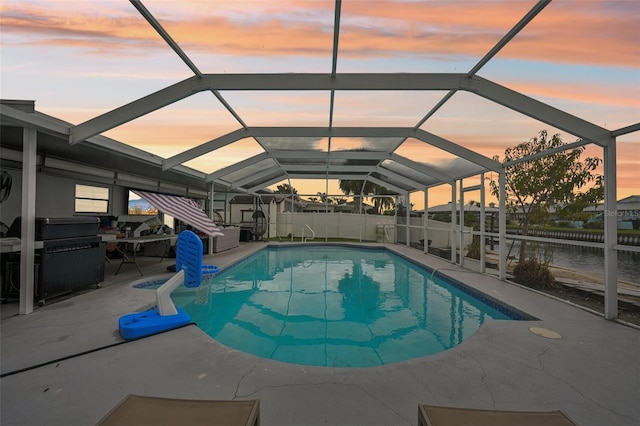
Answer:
328;0;342;131
480;173;486;273
70;72;612;150
254;126;412;138
469;0;551;76
415;129;501;171
285;165;373;173
69;74;467;144
612;122;640;137
0;104;203;181
389;153;454;184
450;182;457;263
472;76;613;146
70;78;198;144
288;173;369;180
0;104;69;136
131;0;203;77
499;171;507;280
232;167;283;187
414;0;551;129
206;152;270;181
503;139;592;167
212;178;231;186
164;129;251;170
245;175;288;193
20;128;37;315
459;179;465;268
375;166;426;190
331;0;342;77
199;73;465;91
603;141;618;319
328;151;388;160
132;0;250;130
165;126;494;172
268;150;328;159
269;150;388;160
366;176;406;194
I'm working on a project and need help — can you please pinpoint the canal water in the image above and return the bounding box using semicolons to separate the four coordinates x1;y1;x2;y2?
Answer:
494;239;639;284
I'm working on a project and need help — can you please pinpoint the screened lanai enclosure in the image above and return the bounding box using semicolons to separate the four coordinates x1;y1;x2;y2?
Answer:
0;0;638;318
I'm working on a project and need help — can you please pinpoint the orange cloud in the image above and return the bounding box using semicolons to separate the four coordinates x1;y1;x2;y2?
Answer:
342;0;639;67
498;80;639;109
1;1;636;68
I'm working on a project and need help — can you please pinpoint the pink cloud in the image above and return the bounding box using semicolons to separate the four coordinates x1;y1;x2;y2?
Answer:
500;80;639;109
1;1;636;68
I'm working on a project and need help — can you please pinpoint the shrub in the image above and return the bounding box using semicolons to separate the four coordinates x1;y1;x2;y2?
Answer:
466;236;481;260
583;221;604;229
513;259;556;290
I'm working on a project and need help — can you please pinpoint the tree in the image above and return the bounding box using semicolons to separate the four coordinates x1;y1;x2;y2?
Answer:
372;189;396;215
275;183;299;200
334;197;347;205
316;192;333;203
464;200;480;229
338;180;394;214
338;149;396;214
490;130;604;264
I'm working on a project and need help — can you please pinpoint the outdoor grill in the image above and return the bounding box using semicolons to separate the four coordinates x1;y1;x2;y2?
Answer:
2;217;105;304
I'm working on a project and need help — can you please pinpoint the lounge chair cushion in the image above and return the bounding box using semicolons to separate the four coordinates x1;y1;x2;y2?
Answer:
97;394;260;426
418;405;576;426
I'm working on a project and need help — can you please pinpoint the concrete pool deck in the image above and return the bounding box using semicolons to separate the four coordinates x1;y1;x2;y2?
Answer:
1;242;638;426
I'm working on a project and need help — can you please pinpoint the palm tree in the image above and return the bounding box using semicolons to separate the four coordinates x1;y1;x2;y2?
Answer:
337;149;397;214
317;192;333;203
275;183;299;200
372;189;395;215
338;179;394;214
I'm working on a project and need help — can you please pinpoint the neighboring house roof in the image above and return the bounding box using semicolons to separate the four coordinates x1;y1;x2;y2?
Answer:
302;202;336;210
230;194;284;204
584;200;640;212
421;203;499;214
300;200;375;212
619;195;640;204
229;194;308;210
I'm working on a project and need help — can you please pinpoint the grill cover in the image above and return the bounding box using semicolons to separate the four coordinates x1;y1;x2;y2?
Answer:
7;217;100;240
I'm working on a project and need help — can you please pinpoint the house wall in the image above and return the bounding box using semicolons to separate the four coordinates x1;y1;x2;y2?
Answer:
0;166;132;231
0;168;22;229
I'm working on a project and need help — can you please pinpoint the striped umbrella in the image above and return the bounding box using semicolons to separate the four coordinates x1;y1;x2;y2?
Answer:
132;190;224;237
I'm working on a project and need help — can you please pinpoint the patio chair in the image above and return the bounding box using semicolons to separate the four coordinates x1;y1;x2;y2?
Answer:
97;394;260;426
418;405;576;426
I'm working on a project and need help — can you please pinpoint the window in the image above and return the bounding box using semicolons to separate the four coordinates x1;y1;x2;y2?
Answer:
75;184;109;213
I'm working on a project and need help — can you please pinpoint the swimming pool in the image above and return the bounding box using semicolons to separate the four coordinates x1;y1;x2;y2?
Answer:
171;245;532;367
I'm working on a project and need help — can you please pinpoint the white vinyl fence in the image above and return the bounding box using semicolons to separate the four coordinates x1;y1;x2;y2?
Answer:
274;212;395;242
272;212;472;250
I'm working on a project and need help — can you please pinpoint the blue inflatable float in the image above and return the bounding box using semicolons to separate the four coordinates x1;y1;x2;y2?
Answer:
119;230;218;340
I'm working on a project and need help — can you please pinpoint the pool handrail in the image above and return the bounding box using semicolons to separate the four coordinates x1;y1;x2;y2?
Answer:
302;224;315;242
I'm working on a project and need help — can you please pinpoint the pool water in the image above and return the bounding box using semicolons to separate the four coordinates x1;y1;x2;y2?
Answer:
172;245;530;368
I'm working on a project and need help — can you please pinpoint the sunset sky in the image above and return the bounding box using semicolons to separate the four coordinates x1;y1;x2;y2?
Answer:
1;0;638;209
